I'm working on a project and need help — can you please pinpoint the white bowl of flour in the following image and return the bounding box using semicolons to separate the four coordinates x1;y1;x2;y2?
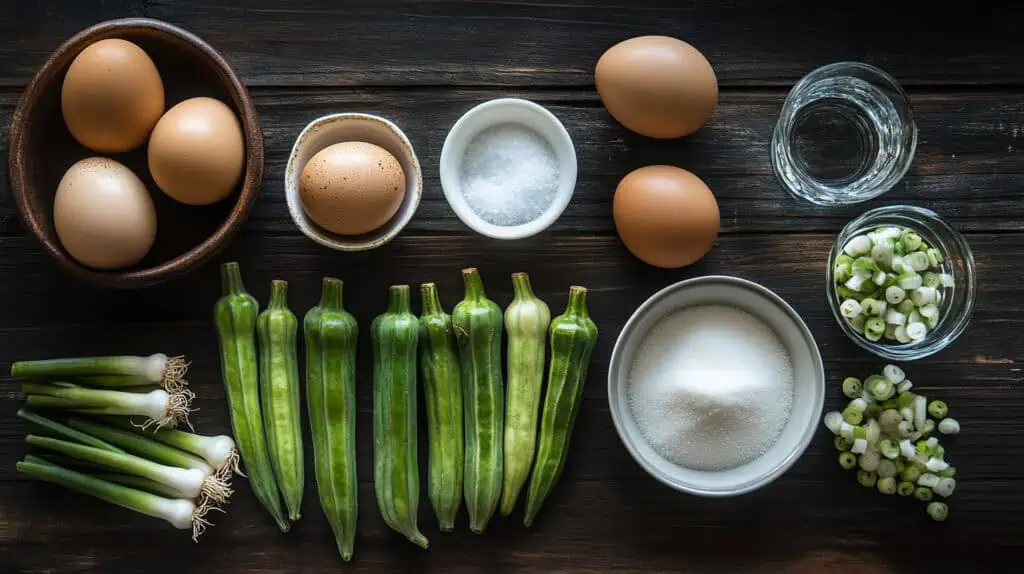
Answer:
608;275;824;497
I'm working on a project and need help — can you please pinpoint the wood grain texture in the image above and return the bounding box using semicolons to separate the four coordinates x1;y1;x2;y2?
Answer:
2;1;1023;573
2;1;1024;88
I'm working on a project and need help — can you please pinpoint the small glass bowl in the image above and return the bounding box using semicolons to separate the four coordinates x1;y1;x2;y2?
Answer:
772;62;917;206
827;205;976;360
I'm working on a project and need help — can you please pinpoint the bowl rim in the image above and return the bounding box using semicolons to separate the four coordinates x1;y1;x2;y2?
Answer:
6;17;263;289
438;97;578;240
283;112;424;252
607;274;826;497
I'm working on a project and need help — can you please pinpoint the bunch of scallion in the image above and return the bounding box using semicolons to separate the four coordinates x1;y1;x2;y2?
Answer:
12;354;195;429
15;409;241;541
11;354;241;540
823;364;960;522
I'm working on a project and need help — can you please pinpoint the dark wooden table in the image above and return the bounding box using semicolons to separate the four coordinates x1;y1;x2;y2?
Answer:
2;2;1023;572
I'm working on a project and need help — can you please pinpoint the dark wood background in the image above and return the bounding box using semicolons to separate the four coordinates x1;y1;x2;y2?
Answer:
2;1;1022;572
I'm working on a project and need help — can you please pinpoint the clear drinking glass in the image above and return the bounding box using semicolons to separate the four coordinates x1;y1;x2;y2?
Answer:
772;62;917;206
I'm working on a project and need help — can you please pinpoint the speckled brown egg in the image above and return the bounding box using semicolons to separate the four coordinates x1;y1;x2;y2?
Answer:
53;157;157;270
61;38;165;153
595;35;718;139
299;142;406;236
613;165;720;268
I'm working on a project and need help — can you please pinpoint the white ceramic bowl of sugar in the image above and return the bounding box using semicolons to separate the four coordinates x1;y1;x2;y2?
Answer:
439;98;577;240
608;275;825;497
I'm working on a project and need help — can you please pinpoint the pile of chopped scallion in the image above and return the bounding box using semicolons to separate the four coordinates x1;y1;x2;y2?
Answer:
823;364;960;522
834;225;953;343
11;354;240;540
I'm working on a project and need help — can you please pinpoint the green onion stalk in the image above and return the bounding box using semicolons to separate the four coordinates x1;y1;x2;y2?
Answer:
64;417;235;504
26;435;232;505
99;416;241;485
17;408;122;452
12;353;192;396
21;382;192;430
16;458;215;541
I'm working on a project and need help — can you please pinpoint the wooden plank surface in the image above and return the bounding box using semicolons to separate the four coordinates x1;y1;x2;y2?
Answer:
2;2;1024;87
2;1;1023;573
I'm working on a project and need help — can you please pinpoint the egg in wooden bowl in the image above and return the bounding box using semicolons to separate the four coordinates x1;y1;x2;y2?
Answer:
284;113;423;252
7;18;262;289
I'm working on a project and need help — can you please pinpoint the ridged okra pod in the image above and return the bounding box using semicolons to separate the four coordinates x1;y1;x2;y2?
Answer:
372;285;428;549
214;262;288;531
524;286;598;527
257;280;304;522
452;268;504;534
418;282;464;532
500;272;550;516
305;278;358;561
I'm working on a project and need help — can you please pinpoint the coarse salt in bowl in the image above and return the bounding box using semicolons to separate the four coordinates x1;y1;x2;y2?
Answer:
439;98;577;240
607;276;825;497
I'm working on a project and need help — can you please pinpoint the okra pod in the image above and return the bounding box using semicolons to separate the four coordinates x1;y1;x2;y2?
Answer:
453;268;504;534
372;285;428;549
215;262;288;531
524;286;598;527
500;272;550;516
419;282;464;531
257;280;304;522
305;277;359;561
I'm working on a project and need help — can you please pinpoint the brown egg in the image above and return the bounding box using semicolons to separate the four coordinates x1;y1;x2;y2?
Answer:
595;36;718;139
53;157;157;270
61;38;165;153
613;165;720;268
299;142;406;236
147;97;245;206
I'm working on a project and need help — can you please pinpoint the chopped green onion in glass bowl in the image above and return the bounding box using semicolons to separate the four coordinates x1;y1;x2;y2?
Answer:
827;205;976;360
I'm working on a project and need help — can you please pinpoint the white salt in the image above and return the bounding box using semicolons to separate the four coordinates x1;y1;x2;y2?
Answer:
459;123;560;226
627;305;794;471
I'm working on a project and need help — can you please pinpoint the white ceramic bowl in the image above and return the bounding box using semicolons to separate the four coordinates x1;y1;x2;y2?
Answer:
608;275;825;497
439;98;577;239
285;113;423;251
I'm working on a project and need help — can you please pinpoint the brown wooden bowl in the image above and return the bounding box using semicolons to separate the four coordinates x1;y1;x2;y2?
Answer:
7;18;263;289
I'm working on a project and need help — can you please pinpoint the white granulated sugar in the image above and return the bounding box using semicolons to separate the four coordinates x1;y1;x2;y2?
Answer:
459;123;560;226
627;305;795;471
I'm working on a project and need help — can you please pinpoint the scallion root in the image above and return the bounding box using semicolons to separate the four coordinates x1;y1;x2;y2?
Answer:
199;475;234;505
218;448;243;481
192;499;226;542
159;355;192;396
143;389;193;431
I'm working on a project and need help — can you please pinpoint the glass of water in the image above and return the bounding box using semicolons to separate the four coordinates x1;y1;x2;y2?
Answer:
771;62;917;206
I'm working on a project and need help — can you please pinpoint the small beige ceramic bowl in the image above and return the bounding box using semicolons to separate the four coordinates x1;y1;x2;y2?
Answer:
285;113;422;251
